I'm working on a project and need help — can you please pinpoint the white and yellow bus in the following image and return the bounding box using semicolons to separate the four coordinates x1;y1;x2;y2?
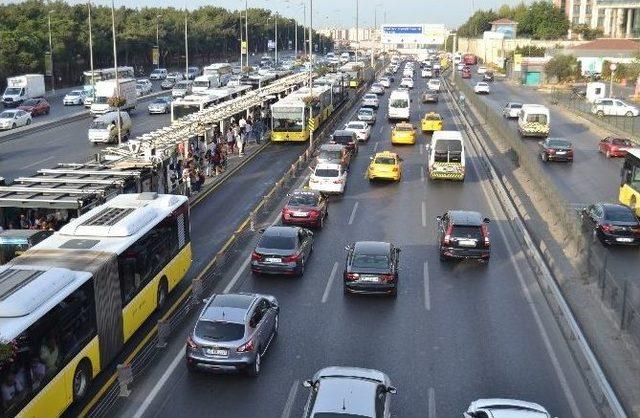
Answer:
339;62;365;88
0;192;191;418
271;85;333;142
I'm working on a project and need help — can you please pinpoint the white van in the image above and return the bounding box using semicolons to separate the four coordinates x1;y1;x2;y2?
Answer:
149;68;168;80
192;75;219;93
427;130;466;181
88;111;132;144
518;104;550;138
388;90;411;121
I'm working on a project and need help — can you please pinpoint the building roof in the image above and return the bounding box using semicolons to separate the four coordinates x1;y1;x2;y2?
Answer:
491;18;518;25
572;38;640;51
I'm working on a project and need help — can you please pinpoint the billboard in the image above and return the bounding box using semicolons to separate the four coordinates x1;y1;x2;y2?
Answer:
381;24;447;46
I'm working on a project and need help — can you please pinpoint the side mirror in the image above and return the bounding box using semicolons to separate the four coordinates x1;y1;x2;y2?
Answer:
302;380;314;388
202;297;210;304
435;216;442;222
387;386;397;394
259;228;266;234
483;217;491;223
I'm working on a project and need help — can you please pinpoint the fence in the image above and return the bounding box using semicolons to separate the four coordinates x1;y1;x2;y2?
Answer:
551;89;640;138
83;60;380;418
450;73;640;349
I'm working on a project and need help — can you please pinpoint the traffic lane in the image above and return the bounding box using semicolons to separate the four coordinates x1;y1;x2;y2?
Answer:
134;72;595;418
0;103;170;180
464;74;620;202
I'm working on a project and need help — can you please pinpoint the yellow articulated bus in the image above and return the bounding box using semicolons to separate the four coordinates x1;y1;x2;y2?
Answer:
0;192;191;418
271;85;333;142
620;148;640;214
339;62;365;88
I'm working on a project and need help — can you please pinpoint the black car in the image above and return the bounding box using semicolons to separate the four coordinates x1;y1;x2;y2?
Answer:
344;241;400;296
581;202;640;246
421;89;439;104
329;130;358;156
251;226;314;276
436;210;491;262
539;138;573;162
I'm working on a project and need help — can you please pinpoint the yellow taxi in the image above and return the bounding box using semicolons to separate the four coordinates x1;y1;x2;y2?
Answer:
368;151;402;181
391;122;417;145
421;112;443;133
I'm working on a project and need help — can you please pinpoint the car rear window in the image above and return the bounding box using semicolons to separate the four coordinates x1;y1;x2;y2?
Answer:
289;194;318;206
332;135;354;144
259;235;297;250
612;138;632;146
396;125;413;131
374;157;396;165
605;206;637;222
194;320;244;341
510;103;523;109
315;168;340;177
452;225;482;239
547;139;570;147
352;253;389;269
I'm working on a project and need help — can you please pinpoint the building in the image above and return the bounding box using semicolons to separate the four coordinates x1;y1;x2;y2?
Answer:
566;38;640;74
554;0;640;38
490;18;518;39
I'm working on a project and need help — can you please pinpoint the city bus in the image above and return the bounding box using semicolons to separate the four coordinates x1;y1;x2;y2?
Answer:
83;67;135;87
271;85;332;142
0;192;191;418
171;85;252;122
339;62;365;88
620;149;640;214
202;63;233;88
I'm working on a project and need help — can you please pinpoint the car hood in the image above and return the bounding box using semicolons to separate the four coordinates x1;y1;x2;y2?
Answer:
0;117;14;123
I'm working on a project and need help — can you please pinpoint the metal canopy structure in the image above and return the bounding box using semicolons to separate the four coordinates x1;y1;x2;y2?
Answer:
101;72;312;169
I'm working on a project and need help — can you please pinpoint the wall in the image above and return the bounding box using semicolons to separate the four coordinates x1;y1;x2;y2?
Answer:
457;38;590;66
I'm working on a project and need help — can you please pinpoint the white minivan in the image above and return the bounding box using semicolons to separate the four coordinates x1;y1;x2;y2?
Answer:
388;90;411;121
88;111;132;144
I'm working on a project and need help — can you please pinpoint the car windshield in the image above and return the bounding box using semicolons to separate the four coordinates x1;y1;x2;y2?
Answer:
0;111;16;118
526;114;547;124
312;414;370;418
259;235;297;250
396;125;413;131
364;94;377;99
424;114;440;121
359;109;373;115
315;168;340;178
390;99;408;108
194;320;244;342
510;103;523;109
151;70;164;75
152;99;167;104
69;91;82;96
289;194;318;206
605;206;637;222
547;139;570;147
352;253;389;269
374;157;396;164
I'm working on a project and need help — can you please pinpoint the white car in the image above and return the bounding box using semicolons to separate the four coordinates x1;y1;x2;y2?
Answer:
149;68;167;80
503;102;523;118
0;109;31;130
474;82;490;94
464;399;551;418
63;90;87;106
403;68;414;78
370;83;385;95
477;66;488;74
309;163;347;194
591;98;640;117
427;79;441;92
379;77;391;88
400;77;414;89
362;93;379;109
136;79;153;95
344;120;371;142
421;68;433;78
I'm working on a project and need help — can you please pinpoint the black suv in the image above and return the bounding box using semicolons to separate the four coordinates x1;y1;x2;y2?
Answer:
343;241;400;296
436;210;491;262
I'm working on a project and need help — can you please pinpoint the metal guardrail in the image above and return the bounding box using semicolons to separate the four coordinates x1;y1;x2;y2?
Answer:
446;73;628;418
81;61;382;418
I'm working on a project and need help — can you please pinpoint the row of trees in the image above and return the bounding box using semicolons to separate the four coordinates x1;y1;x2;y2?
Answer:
0;1;331;89
457;1;569;40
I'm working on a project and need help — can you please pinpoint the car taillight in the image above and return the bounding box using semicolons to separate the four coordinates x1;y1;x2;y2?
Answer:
251;251;263;261
186;336;198;349
380;274;395;283
237;339;254;353
601;224;613;233
443;224;453;245
346;273;359;282
282;253;301;263
333;179;344;184
481;224;490;247
392;167;399;172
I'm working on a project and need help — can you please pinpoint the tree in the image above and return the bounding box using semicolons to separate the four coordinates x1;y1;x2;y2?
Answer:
545;54;580;82
513;45;546;57
457;10;498;38
572;24;603;40
519;1;569;39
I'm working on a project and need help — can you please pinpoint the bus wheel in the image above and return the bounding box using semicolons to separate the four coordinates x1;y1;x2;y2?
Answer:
157;278;168;310
631;196;637;214
73;359;92;401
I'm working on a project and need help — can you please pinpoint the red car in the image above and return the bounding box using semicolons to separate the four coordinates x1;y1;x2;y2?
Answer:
18;98;50;116
461;66;472;79
599;136;638;158
281;189;328;229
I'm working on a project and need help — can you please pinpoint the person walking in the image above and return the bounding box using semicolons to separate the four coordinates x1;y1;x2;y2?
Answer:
226;128;235;155
245;119;253;145
236;126;245;157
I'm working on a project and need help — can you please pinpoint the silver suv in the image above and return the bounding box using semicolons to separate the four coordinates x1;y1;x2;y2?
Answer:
302;367;396;418
185;293;279;376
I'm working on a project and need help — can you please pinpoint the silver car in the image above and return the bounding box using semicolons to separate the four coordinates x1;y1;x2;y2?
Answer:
148;97;172;114
357;107;376;125
464;398;551;417
186;293;279;376
302;367;396;418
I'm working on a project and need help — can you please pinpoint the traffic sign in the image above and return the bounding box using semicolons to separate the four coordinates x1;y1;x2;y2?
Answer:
308;118;315;132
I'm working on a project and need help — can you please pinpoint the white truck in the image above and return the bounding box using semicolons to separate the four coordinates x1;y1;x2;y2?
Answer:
2;74;45;107
517;104;550;138
90;78;137;116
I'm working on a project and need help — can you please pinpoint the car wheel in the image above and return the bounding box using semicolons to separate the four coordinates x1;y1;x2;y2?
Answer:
187;361;198;374
541;153;548;162
439;251;448;262
247;351;261;377
156;278;168;311
11;123;16;129
606;150;611;158
26;119;31;125
627;111;634;117
630;196;638;215
298;259;305;277
319;215;324;229
597;110;604;117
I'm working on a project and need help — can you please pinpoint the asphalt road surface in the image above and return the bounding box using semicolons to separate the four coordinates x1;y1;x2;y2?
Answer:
103;67;599;418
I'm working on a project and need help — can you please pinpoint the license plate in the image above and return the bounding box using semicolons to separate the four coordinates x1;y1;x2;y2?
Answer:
360;276;379;282
616;237;634;243
293;211;308;217
556;151;566;155
205;348;228;356
265;257;282;263
458;239;477;247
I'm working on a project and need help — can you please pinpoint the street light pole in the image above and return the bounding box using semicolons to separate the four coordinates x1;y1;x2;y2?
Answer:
184;10;189;78
303;1;307;58
275;13;279;66
110;0;121;145
245;0;249;70
308;0;313;149
355;0;359;63
156;15;161;68
87;2;95;93
48;11;55;92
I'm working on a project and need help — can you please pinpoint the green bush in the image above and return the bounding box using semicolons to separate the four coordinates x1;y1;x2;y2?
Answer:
545;54;580;82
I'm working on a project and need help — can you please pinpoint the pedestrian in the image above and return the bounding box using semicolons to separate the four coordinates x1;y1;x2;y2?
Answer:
226;129;235;154
182;166;191;196
204;149;213;177
239;116;247;134
236;127;245;157
245;120;253;144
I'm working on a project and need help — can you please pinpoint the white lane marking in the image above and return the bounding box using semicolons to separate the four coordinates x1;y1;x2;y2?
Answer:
460;116;582;417
421;201;427;227
281;379;300;418
223;256;251;294
377;125;383;134
23;156;54;169
419;144;424;154
423;261;431;311
420;167;425;183
348;201;359;225
373;142;379;152
322;262;340;303
132;346;184;418
428;387;436;418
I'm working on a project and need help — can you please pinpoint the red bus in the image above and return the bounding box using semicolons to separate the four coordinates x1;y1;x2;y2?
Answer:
463;54;477;65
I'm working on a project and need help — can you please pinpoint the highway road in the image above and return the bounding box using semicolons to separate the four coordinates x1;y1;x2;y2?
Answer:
104;68;599;418
460;73;638;283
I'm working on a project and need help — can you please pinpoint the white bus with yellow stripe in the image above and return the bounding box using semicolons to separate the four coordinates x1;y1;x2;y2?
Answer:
0;192;191;418
427;130;466;181
271;85;332;142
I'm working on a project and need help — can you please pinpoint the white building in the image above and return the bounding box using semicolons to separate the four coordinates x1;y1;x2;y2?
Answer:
554;0;640;38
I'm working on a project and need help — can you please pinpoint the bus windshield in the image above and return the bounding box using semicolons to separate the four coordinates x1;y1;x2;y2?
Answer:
272;108;304;132
0;238;29;264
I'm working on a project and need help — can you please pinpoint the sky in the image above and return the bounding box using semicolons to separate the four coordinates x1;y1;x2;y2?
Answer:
49;0;527;28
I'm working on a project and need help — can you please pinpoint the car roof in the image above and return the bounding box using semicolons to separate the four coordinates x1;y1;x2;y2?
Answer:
448;210;483;226
201;294;258;322
263;226;299;238
354;241;392;255
312;377;377;416
600;202;633;213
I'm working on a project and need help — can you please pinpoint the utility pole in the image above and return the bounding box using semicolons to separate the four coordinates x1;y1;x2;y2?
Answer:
184;10;189;78
87;2;95;93
355;0;359;63
110;0;121;145
294;17;298;56
245;0;249;70
309;0;313;149
48;11;55;92
303;1;307;57
275;13;279;65
239;13;244;68
450;32;457;83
